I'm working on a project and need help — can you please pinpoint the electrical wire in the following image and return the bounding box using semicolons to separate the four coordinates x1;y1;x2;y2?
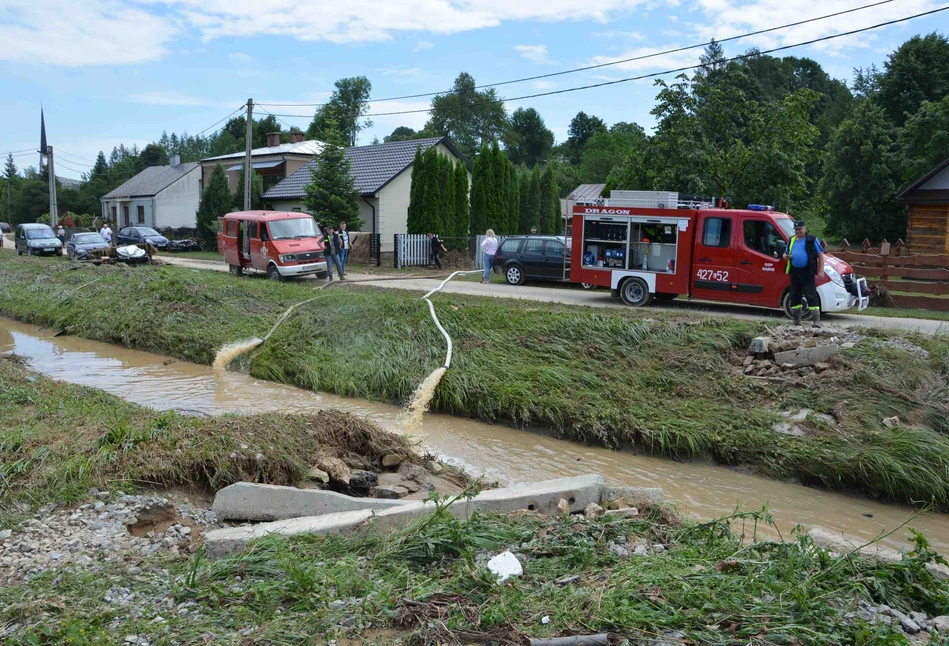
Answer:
254;104;298;131
195;104;248;137
54;159;91;175
0;148;39;157
257;0;900;108
56;149;97;164
264;6;949;120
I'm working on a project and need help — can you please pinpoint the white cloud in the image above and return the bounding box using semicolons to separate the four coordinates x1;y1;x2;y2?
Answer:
688;0;938;56
154;0;650;44
514;44;553;64
129;91;212;106
0;0;175;66
531;80;559;89
415;41;435;50
594;30;646;40
229;52;255;62
378;66;424;78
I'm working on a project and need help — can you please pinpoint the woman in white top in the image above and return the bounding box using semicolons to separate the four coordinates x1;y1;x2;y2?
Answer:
480;229;498;283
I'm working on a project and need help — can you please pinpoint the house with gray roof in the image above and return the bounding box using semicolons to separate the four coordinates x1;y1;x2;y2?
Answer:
201;131;322;195
100;157;201;229
263;136;468;250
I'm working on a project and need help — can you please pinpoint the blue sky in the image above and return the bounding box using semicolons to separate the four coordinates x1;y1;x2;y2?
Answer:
1;0;947;179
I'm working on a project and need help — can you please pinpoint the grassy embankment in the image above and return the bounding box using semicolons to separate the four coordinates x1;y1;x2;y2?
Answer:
1;256;948;507
0;353;417;522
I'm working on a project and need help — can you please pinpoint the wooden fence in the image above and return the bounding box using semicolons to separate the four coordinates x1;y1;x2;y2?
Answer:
835;239;949;311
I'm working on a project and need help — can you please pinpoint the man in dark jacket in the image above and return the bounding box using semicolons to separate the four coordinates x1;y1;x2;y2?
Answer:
320;225;345;281
783;220;825;327
428;233;447;269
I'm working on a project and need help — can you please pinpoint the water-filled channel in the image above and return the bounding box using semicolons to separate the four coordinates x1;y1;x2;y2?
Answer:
2;317;947;552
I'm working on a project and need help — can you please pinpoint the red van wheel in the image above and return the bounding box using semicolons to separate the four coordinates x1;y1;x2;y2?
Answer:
228;264;243;276
267;265;283;282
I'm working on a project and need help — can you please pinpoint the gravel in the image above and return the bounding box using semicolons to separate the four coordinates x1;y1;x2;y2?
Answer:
0;492;218;586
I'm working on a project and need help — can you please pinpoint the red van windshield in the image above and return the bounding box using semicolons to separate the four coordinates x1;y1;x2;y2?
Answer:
268;217;319;240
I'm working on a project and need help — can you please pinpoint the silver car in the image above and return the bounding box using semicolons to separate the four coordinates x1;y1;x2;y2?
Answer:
15;223;63;256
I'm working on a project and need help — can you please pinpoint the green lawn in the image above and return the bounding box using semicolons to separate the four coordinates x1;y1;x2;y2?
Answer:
1;256;948;507
862;306;949;321
164;250;224;262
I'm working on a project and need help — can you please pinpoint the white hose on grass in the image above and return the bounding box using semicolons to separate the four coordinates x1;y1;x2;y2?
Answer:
403;270;482;430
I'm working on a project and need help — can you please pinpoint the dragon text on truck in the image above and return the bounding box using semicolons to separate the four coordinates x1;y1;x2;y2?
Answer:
569;191;869;316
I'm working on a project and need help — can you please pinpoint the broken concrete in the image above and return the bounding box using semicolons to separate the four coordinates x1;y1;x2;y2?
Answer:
772;422;806;437
773;344;840;368
748;337;771;354
206;475;607;558
211;483;408;522
882;416;900;429
601;486;664;506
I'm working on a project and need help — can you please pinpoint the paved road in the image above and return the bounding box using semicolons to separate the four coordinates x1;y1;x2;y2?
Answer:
156;256;948;335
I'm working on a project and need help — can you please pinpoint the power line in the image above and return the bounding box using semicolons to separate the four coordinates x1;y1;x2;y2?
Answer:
56;149;97;164
265;6;949;120
0;148;38;157
258;0;899;109
54;159;92;174
195;105;247;137
254;104;298;131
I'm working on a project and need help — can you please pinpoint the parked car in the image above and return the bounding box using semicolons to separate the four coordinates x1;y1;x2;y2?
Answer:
0;222;11;233
116;226;170;250
492;235;578;286
67;232;111;259
14;223;63;256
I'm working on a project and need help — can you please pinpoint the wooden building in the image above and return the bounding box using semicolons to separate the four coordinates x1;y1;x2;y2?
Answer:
896;157;949;254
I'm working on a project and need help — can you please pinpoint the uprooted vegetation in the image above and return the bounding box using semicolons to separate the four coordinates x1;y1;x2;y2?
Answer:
1;256;949;507
0;354;423;520
3;497;949;645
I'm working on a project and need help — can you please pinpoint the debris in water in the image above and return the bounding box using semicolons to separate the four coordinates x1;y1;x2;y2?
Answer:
402;366;447;432
212;337;263;373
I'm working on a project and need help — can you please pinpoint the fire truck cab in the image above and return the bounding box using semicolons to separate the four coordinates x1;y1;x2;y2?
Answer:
570;192;869;316
217;211;328;281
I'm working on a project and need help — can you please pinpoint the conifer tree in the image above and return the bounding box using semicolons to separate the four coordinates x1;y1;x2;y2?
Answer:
469;143;490;234
518;169;531;233
196;164;232;249
541;164;560;234
527;166;542;233
453;162;470;237
302;124;361;230
406;145;425;234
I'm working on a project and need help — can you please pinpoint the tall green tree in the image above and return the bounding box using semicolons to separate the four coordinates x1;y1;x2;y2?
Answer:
233;171;264;211
487;141;507;233
419;146;443;233
136;143;169;172
406;145;426;234
579;123;648;184
307;76;373;146
525;167;541;232
503;107;554;167
438;154;456;237
565;111;607;165
518;169;531;233
540;165;559;234
878;33;949;127
819;100;905;241
427;73;507;159
469;143;491;234
507;157;519;235
196;165;231;249
302;126;362;230
4;152;17;222
900;96;949;184
452;162;470;238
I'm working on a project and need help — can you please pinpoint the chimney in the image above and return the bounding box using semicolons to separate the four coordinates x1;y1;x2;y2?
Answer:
266;132;281;147
290;130;305;144
169;154;180;167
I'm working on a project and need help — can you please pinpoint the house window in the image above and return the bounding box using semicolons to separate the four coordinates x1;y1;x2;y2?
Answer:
110;206;117;222
123;206;130;227
137;205;145;224
702;217;732;248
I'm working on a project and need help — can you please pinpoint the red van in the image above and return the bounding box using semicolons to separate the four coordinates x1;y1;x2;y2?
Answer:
571;200;869;317
217;211;327;281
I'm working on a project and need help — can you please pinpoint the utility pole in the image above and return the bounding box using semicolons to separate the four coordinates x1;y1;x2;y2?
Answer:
244;98;253;211
47;146;58;228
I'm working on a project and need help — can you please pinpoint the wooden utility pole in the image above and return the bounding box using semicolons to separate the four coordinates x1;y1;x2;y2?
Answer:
47;146;58;228
244;98;253;211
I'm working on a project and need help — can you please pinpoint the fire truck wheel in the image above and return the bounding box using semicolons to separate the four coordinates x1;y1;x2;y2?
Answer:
505;265;525;285
782;290;816;320
620;278;652;307
580;283;595;290
228;264;243;277
267;264;283;282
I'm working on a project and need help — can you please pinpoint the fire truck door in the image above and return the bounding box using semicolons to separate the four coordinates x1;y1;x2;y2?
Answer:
691;214;737;302
736;217;786;307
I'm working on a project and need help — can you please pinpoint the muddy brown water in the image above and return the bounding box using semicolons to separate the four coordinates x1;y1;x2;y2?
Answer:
3;317;948;553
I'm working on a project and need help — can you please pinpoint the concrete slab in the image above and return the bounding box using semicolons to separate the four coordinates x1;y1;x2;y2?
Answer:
211;483;409;522
206;475;608;558
601;486;664;506
773;345;839;367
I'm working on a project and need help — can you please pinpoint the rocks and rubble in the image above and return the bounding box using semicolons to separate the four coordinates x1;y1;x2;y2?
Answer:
0;493;217;586
845;601;941;636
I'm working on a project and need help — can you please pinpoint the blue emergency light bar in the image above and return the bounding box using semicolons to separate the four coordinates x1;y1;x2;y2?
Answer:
748;204;774;211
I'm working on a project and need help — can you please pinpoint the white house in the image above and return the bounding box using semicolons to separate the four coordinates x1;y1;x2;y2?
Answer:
262;137;468;250
100;157;201;229
200;131;321;195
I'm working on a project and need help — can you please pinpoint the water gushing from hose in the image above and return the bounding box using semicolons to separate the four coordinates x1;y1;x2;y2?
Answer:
402;270;482;430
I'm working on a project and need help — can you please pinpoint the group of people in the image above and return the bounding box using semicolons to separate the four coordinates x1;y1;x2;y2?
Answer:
319;221;351;281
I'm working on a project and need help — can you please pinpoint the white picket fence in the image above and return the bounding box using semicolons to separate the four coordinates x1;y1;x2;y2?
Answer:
394;234;432;269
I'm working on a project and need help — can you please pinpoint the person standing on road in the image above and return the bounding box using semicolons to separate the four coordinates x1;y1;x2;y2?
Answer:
100;222;113;245
481;229;498;284
320;225;346;282
56;225;66;246
338;222;350;272
783;220;825;327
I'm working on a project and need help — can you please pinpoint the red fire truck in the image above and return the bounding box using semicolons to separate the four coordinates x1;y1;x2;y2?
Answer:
569;192;869;317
